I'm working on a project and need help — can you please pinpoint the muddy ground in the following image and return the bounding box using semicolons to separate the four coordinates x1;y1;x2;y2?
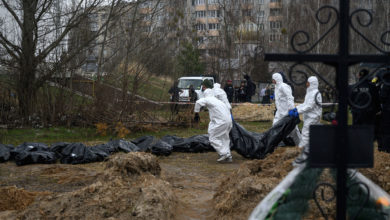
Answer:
0;147;390;219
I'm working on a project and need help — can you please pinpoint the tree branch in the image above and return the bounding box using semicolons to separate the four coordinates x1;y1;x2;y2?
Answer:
1;0;23;29
0;32;21;58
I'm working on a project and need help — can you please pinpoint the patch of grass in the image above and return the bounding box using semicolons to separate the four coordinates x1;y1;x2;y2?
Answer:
2;121;274;146
2;127;107;146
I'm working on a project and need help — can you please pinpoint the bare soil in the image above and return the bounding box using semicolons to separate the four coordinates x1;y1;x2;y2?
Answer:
0;147;389;219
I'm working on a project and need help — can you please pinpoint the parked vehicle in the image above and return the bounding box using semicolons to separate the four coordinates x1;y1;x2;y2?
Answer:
177;76;215;102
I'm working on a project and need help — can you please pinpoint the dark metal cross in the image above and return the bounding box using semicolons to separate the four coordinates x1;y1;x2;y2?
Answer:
264;1;390;219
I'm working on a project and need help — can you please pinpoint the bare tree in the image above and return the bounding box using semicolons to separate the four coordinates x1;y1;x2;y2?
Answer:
0;0;120;120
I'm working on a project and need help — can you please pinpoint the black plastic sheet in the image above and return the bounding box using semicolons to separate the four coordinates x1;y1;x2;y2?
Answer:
11;142;57;166
171;134;214;153
131;136;156;151
53;143;106;164
107;139;140;153
161;135;183;146
15;151;57;166
0;144;12;162
150;140;173;156
230;116;300;159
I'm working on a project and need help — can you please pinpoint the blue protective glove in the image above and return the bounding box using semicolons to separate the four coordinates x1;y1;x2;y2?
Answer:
288;109;294;117
270;95;274;100
231;113;234;121
288;108;299;118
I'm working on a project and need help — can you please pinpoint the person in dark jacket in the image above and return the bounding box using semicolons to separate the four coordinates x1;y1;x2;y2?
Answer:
262;85;271;104
238;81;247;103
374;69;390;152
189;84;197;102
168;81;183;114
349;69;380;125
224;80;234;103
244;75;256;102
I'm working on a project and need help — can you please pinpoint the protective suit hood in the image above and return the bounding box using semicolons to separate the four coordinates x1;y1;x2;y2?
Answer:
307;76;319;92
203;88;214;98
272;73;283;86
212;84;231;110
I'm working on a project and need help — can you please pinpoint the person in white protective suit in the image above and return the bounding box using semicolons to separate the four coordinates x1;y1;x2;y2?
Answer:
272;73;301;145
289;76;322;163
213;83;232;111
194;80;233;162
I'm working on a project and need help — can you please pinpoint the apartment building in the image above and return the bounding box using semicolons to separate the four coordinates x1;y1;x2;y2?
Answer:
185;0;288;83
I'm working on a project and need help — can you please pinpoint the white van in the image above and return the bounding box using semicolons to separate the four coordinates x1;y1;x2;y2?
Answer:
177;76;215;102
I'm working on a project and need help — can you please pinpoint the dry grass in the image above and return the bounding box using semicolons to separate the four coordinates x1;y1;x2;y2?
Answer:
0;186;50;211
2;153;177;220
212;147;301;220
232;103;275;122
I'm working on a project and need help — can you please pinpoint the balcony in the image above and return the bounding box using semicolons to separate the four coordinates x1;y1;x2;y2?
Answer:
269;2;282;8
268;16;283;21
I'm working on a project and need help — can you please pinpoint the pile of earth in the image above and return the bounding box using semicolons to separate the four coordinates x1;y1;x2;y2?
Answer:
212;147;301;220
0;152;177;219
359;148;390;192
232;103;275;121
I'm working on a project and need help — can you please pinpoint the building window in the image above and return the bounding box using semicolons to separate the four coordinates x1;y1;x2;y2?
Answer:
196;23;207;31
90;22;99;32
141;2;150;8
243;0;253;3
208;0;220;4
195;0;205;5
270;8;281;16
258;10;264;18
197;37;206;45
208;23;220;30
196;11;206;18
258;23;264;30
270;21;282;29
258;0;264;4
269;33;281;42
208;10;220;18
242;9;252;17
270;0;281;2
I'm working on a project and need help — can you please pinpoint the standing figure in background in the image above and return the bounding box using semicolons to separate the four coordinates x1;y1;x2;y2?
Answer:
224;80;234;103
349;69;380;125
189;84;197;102
262;86;271;104
244;75;256;102
194;79;233;163
259;86;266;103
373;69;390;152
168;81;183;114
238;81;247;103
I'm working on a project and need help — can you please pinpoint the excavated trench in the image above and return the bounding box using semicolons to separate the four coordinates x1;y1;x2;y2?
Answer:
0;147;389;219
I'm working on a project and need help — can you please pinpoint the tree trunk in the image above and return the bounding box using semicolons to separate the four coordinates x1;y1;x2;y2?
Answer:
18;0;39;119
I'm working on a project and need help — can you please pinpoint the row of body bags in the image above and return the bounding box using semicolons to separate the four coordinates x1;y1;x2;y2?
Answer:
0;116;299;166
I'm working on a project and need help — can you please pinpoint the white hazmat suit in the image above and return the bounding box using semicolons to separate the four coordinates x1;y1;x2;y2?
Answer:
213;83;232;110
195;89;233;159
296;76;322;150
272;73;301;145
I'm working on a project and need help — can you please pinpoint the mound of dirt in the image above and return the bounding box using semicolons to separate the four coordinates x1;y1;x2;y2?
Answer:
232;103;275;121
212;147;300;220
359;149;390;192
0;186;50;211
10;152;177;219
104;152;161;177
